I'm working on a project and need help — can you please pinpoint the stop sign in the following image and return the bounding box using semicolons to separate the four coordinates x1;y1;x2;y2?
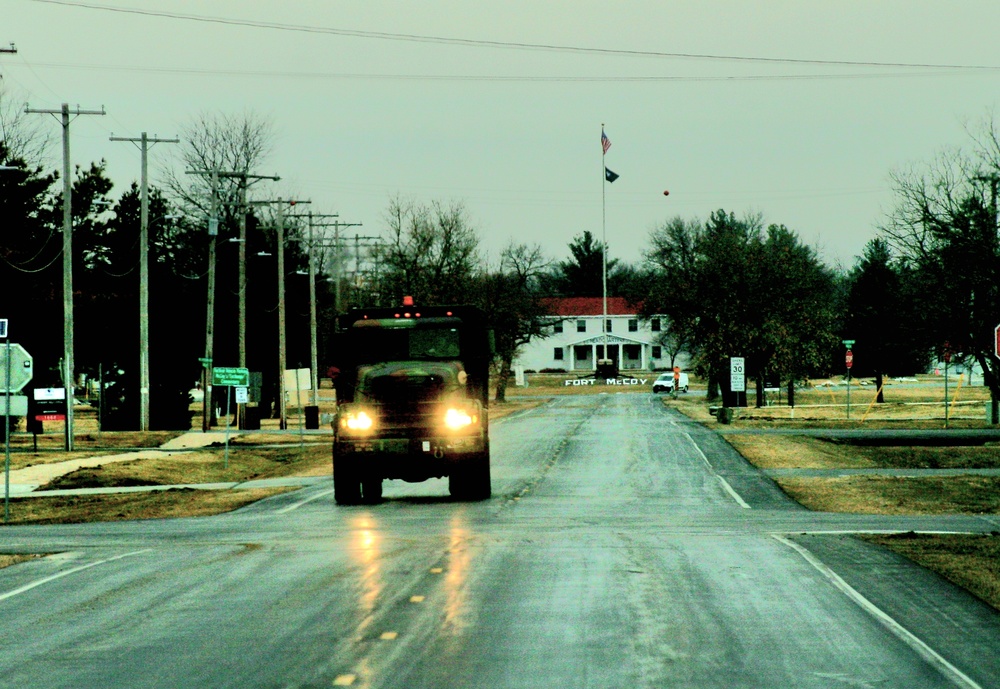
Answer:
0;343;34;392
845;349;854;369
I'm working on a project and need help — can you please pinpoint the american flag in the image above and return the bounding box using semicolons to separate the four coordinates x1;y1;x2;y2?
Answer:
601;129;611;155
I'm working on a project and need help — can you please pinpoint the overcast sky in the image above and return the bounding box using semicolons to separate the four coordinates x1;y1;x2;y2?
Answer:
4;0;1000;269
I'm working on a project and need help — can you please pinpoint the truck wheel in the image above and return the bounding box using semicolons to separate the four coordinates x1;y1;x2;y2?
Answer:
449;450;491;501
333;453;361;505
361;475;383;504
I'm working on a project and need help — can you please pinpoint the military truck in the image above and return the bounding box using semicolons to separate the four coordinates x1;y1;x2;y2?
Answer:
331;299;493;504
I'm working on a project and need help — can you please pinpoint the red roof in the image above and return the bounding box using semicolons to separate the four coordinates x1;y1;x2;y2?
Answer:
542;297;639;317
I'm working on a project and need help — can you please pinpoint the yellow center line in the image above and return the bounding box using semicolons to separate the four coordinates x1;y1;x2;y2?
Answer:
410;595;425;603
380;631;399;640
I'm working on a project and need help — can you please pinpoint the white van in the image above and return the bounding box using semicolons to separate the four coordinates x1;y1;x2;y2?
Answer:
652;371;689;393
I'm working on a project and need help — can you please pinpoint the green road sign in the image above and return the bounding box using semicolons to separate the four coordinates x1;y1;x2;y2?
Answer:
212;367;249;387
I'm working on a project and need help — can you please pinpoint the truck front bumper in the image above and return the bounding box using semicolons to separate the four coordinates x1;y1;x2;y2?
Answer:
336;435;485;457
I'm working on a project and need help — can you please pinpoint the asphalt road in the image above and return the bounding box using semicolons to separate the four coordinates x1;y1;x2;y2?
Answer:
2;394;1000;688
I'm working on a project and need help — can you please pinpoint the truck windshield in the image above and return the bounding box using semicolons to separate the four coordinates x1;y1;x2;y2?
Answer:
349;318;463;362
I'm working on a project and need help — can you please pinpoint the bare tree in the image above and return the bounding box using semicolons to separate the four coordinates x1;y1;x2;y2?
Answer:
479;242;550;402
881;148;981;260
375;196;481;305
160;110;277;225
0;83;53;167
879;112;1000;420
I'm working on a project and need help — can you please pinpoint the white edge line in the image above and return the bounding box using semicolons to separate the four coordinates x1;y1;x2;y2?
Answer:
0;549;152;603
276;487;336;514
684;432;751;509
774;535;983;689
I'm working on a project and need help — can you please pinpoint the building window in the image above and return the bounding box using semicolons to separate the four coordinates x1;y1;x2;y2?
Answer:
628;319;638;332
651;318;661;332
553;321;563;334
652;346;662;359
576;319;586;333
554;348;564;360
605;319;613;333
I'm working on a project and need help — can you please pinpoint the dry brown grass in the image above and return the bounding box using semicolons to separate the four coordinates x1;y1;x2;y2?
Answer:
0;440;330;528
0;553;45;568
778;475;1000;515
862;534;1000;611
40;442;333;490
5;488;293;525
726;434;877;470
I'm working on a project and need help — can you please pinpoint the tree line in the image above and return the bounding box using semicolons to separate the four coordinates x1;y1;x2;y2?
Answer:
3;97;1000;428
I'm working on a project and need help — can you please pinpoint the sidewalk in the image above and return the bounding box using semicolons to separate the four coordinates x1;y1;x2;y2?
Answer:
5;431;238;496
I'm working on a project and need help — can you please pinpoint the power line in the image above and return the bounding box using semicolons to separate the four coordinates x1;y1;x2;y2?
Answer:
11;61;992;83
27;0;1000;72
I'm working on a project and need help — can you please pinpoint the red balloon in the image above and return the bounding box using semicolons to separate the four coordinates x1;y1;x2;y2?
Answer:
663;190;670;196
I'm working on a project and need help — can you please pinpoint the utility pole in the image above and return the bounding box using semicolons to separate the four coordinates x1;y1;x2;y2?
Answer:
27;103;105;451
257;198;310;429
288;212;341;407
203;171;220;432
110;132;179;432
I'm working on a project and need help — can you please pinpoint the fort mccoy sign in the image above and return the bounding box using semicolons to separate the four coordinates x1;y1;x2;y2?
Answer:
563;377;649;387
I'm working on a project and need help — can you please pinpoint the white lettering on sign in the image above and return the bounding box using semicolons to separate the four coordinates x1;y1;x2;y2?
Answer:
563;378;648;386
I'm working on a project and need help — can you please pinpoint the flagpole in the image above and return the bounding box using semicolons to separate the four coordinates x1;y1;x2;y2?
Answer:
601;124;608;367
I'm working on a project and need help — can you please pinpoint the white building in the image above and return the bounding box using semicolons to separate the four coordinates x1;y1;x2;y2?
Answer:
515;297;674;373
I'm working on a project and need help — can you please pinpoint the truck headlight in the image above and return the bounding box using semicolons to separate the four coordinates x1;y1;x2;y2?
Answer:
341;409;375;432
443;407;477;430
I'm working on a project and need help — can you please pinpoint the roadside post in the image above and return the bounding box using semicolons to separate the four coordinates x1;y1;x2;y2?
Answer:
719;357;746;423
843;340;855;420
2;318;9;523
993;324;1000;425
1;322;33;522
212;367;249;468
943;341;952;429
0;318;34;522
198;357;212;432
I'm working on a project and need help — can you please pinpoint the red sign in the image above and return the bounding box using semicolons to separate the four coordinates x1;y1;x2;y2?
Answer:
35;414;65;422
845;350;853;369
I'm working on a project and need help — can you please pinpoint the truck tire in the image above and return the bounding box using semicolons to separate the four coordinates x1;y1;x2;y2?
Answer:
361;474;383;504
333;452;361;505
449;449;491;501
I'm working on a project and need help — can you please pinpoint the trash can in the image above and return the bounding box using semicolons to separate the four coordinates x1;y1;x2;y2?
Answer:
304;405;320;430
243;405;261;430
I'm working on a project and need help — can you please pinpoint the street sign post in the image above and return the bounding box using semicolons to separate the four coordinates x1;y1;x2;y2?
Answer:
210;367;249;467
730;357;745;393
843;340;855;419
